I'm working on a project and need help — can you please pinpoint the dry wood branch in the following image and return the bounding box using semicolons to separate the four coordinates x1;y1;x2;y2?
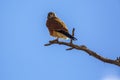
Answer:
70;28;75;44
44;40;120;67
44;28;120;67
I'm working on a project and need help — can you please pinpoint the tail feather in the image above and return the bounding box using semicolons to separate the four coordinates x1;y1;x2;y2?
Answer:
56;30;77;40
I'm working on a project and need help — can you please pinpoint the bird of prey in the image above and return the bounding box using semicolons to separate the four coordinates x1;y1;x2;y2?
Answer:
46;12;77;41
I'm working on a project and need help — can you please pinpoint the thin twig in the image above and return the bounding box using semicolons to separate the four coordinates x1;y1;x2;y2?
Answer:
66;47;74;50
70;28;75;44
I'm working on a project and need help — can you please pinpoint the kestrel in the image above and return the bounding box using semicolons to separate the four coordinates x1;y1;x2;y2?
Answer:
46;12;77;41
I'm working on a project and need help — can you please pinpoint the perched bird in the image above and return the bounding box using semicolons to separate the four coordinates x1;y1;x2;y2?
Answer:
46;12;77;41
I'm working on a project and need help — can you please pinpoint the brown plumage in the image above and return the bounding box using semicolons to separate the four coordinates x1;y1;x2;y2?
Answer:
46;12;77;40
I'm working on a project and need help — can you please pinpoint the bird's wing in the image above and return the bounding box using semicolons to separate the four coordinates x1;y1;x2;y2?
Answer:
46;17;68;32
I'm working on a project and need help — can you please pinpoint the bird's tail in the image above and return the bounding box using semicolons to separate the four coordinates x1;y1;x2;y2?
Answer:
56;30;77;40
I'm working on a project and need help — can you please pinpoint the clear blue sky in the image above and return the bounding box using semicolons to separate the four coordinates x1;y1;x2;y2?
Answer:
1;0;120;80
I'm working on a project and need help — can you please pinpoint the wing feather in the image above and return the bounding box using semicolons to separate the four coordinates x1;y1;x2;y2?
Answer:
46;17;68;32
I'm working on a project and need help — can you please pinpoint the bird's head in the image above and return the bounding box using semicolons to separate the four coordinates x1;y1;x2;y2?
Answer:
47;12;56;19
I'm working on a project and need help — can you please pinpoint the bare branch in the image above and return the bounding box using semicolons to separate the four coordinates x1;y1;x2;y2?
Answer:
44;40;120;67
44;28;120;67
